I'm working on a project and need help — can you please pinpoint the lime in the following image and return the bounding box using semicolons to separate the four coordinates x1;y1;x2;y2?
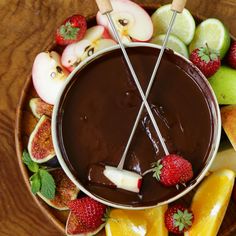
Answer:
151;34;189;58
189;18;230;59
151;4;195;45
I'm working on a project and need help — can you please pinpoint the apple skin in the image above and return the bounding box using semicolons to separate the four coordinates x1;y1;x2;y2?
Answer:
209;66;236;105
96;0;153;42
61;25;116;72
32;51;69;105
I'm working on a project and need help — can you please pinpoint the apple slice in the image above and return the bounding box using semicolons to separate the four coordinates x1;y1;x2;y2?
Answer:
209;142;236;173
96;0;153;42
32;51;69;105
103;166;142;193
88;164;142;193
61;25;116;72
221;105;236;151
209;66;236;104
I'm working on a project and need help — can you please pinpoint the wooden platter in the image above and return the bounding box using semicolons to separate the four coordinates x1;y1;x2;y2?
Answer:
15;2;236;236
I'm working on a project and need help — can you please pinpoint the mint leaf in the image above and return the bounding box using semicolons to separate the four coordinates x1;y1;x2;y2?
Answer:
22;150;39;173
39;169;56;200
30;172;41;194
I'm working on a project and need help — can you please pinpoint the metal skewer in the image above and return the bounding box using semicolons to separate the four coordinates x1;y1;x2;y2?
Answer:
95;0;169;169
95;0;187;172
119;0;187;169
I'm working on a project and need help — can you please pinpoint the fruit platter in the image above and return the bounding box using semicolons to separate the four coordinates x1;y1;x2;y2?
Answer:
15;0;236;235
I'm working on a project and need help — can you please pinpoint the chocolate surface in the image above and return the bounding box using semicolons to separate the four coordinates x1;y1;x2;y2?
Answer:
57;46;214;207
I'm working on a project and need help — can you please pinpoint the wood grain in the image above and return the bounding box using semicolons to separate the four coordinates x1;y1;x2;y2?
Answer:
1;0;236;235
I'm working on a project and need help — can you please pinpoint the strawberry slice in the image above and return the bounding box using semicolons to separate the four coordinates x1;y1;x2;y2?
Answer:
56;14;87;45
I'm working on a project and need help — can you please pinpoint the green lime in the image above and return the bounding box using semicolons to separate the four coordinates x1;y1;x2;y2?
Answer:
189;18;231;59
151;34;189;58
151;4;195;45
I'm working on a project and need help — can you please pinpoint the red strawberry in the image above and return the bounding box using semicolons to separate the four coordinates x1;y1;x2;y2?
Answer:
68;197;107;230
190;45;221;78
165;204;194;234
56;15;87;45
228;41;236;69
152;154;193;187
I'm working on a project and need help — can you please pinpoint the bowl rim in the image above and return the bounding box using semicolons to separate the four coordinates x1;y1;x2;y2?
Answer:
52;42;221;210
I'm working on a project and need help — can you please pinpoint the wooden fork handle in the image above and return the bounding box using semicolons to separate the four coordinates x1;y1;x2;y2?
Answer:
95;0;113;15
171;0;187;13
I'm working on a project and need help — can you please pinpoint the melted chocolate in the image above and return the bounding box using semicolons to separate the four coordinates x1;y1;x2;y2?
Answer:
57;46;214;207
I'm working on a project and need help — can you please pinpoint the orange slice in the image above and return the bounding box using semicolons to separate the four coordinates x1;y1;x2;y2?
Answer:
185;169;235;236
105;205;168;236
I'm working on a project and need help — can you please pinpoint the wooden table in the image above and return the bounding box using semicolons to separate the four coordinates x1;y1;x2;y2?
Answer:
0;0;236;235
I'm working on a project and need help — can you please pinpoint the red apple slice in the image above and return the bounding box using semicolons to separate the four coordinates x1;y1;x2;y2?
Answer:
103;166;142;193
32;51;69;105
96;0;153;42
61;25;116;72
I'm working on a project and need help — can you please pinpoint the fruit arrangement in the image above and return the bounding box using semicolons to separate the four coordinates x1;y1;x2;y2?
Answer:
17;0;236;235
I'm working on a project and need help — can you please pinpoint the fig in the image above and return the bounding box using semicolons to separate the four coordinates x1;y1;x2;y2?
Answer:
45;156;60;168
29;98;53;119
66;212;105;236
38;169;79;210
28;115;55;163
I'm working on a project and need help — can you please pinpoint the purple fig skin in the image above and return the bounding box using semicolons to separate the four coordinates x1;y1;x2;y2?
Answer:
28;115;55;163
38;169;79;210
45;156;60;168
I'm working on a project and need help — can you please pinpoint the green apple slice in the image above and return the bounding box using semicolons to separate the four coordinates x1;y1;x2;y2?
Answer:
151;4;195;45
189;18;230;59
151;34;189;58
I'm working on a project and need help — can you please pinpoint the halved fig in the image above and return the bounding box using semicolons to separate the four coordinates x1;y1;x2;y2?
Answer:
29;98;53;119
66;212;105;236
38;169;79;210
28;115;55;163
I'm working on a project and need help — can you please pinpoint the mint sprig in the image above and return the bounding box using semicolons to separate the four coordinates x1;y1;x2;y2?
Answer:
23;150;39;173
30;172;41;194
22;150;56;200
39;169;56;200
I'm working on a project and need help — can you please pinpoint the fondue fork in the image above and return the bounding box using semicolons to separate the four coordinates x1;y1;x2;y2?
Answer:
95;0;170;160
118;0;187;169
89;0;186;193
